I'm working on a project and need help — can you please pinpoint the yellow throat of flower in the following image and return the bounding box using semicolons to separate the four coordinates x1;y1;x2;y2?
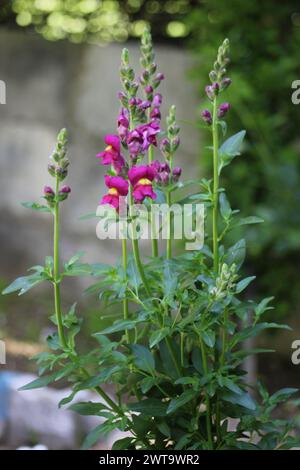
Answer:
108;188;118;196
105;145;112;151
138;178;152;186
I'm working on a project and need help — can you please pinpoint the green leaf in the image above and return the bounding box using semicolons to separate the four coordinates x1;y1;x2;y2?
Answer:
254;297;274;320
226;239;246;268
218;130;246;174
230;322;291;348
98;319;141;335
69;401;108;415
202;330;215;348
19;365;75;390
63;263;92;277
128;398;168;417
79;366;122;388
235;276;256;293
64;251;85;269
219;193;232;220
22;201;51;213
2;273;45;296
131;344;155;374
167;389;196;414
140;376;157;394
127;258;141;292
222;390;257;410
149;328;170;348
236;216;264;227
82;422;113;449
222;377;243;395
112;437;134;450
270;388;298;403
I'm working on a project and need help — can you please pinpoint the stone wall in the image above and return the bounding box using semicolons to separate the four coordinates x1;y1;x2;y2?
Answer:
0;29;200;280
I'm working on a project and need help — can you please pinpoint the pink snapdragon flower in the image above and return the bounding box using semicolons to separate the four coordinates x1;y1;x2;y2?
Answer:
96;134;125;174
117;109;129;142
127;121;160;157
128;165;157;203
101;175;129;212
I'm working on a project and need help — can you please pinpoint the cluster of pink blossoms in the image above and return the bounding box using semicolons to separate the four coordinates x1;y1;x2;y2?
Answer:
96;38;181;213
96;132;159;211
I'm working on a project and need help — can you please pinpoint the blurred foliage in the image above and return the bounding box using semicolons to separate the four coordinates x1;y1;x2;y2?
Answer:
187;0;300;317
0;0;193;42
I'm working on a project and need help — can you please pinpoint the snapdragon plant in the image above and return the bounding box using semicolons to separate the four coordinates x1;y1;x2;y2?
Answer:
3;31;300;450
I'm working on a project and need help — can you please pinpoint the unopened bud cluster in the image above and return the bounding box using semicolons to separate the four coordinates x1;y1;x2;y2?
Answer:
201;38;232;126
209;263;238;300
44;129;71;206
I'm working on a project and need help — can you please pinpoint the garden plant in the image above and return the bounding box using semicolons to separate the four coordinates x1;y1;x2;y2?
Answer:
3;31;300;450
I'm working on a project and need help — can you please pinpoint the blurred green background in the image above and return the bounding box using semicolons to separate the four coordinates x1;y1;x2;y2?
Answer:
0;0;300;388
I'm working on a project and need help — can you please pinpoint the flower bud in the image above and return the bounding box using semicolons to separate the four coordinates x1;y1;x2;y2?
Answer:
58;185;71;201
172;166;182;183
221;77;232;90
150;63;157;74
60;185;71;194
145;85;153;94
209;70;217;82
153;93;162;107
129;97;137;106
150;107;161;120
172;136;180;152
48;164;56;177
160;137;171;158
44;186;55;197
140;100;151;110
212;82;219;94
201;109;212;125
218;102;230;118
156;72;164;81
160;172;170;186
121;48;129;66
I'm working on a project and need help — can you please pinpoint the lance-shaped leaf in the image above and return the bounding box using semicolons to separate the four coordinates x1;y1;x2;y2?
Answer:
218;130;246;174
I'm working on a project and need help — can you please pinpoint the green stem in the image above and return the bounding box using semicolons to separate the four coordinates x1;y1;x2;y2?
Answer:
129;191;152;298
166;190;172;259
122;238;130;343
199;336;214;449
148;144;159;257
212;97;219;274
53;178;67;349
